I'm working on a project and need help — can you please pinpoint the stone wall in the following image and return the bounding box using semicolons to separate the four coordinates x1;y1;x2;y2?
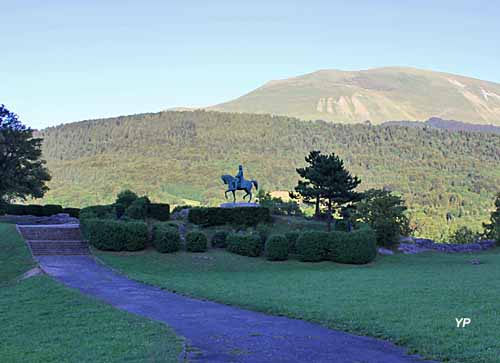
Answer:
398;237;496;254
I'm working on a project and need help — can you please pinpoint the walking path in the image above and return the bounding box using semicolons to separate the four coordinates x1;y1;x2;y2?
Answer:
21;224;437;363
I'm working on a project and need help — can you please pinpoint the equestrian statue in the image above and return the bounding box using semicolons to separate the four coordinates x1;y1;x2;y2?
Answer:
221;165;258;202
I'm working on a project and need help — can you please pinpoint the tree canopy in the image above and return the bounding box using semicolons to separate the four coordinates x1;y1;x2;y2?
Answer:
0;105;51;202
293;150;361;231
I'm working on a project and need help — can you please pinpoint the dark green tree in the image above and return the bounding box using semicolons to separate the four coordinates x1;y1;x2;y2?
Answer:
294;151;361;231
355;189;410;246
484;193;500;244
0;105;51;202
291;151;322;217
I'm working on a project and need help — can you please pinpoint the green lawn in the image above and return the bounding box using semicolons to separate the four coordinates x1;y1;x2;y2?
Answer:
0;223;36;284
96;248;500;363
0;223;183;363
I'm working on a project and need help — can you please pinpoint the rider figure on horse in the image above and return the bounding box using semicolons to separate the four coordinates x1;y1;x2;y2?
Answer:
233;165;244;190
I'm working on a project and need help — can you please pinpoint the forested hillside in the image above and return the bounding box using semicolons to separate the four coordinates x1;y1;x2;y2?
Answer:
37;110;500;240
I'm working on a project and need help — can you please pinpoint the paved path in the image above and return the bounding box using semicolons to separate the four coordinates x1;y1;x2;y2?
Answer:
37;255;437;363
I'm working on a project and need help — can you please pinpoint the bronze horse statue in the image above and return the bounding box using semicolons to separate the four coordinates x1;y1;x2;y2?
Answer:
221;174;258;202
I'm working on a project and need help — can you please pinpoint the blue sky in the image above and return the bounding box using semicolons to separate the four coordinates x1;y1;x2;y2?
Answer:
2;0;499;129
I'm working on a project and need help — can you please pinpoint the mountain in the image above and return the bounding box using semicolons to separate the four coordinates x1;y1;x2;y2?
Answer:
383;117;500;134
210;67;500;125
36;110;500;241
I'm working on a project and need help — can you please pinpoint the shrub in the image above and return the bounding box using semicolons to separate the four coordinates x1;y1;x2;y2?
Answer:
296;231;330;262
188;207;271;227
449;226;479;244
116;190;139;209
354;189;410;247
284;231;299;254
25;204;44;216
125;196;151;220
226;233;262;257
483;193;500;244
255;223;272;247
265;234;289;261
327;229;377;264
257;190;303;216
148;203;170;221
186;231;208;252
152;223;180;253
4;204;27;215
42;204;63;216
83;219;147;251
62;207;80;218
79;205;116;221
211;230;229;248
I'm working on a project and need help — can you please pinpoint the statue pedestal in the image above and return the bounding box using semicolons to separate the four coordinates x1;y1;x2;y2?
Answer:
219;202;260;208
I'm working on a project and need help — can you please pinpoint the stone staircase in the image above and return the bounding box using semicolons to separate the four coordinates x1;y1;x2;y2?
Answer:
18;224;90;256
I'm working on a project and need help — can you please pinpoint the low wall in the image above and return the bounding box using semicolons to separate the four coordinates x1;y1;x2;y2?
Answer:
398;238;496;254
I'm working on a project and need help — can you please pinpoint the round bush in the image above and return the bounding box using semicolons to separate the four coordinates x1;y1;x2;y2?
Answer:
265;234;289;261
226;233;262;257
186;231;208;252
211;230;228;248
116;190;139;209
296;231;329;262
125;196;151;220
327;229;377;264
284;231;299;254
152;223;180;253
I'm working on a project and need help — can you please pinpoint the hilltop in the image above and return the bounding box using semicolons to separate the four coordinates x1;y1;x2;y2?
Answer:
209;67;500;125
37;110;500;240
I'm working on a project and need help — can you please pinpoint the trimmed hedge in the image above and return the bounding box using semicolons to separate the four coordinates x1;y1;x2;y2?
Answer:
186;231;208;252
4;203;65;217
296;231;330;262
62;207;80;218
265;234;289;261
152;223;180;253
188;207;271;227
296;229;377;264
4;204;26;215
83;219;147;251
226;233;262;257
148;203;170;221
211;230;228;248
327;229;377;264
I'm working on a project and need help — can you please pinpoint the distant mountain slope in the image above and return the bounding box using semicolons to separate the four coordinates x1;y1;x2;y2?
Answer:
383;117;500;134
210;67;500;125
37;110;500;241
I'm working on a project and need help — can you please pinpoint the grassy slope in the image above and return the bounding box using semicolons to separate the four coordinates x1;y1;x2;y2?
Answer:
0;223;183;363
96;248;500;363
0;223;36;284
211;67;500;125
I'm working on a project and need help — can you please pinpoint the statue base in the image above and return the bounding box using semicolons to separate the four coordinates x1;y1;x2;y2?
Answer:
219;202;260;208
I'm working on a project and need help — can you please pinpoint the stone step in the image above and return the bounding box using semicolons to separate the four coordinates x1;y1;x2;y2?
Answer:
28;240;89;256
19;227;82;241
31;250;89;256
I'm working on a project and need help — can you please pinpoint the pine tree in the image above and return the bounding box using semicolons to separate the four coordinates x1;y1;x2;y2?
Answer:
294;150;361;231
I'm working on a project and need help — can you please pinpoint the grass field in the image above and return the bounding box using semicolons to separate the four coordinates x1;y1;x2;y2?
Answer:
96;248;500;363
0;223;183;363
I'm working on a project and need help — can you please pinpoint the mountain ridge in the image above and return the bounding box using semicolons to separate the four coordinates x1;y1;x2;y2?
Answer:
208;67;500;125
